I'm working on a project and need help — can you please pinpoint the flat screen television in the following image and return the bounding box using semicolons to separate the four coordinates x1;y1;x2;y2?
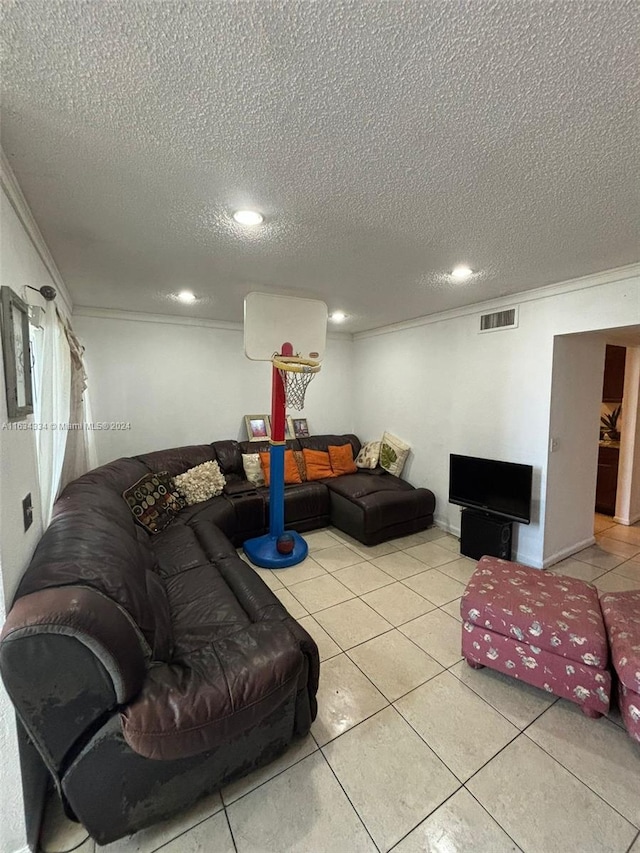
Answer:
449;454;533;524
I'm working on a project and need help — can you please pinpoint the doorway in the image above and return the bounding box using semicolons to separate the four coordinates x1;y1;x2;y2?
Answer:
595;345;625;518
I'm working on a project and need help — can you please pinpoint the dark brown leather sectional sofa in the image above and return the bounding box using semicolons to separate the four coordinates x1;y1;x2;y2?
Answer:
0;433;435;844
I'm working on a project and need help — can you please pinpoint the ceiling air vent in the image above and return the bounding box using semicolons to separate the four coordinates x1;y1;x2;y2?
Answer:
479;306;519;333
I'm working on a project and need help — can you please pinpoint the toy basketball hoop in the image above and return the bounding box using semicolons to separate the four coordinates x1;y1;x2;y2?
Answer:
272;354;321;411
243;293;328;569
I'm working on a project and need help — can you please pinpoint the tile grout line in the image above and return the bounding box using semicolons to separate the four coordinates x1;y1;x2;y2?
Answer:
520;729;640;833
460;785;525;852
223;804;238;853
383;786;464;852
625;830;640;853
316;749;383;853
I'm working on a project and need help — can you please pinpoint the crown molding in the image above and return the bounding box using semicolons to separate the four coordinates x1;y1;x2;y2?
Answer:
0;148;74;318
72;306;352;341
354;262;640;341
73;306;244;331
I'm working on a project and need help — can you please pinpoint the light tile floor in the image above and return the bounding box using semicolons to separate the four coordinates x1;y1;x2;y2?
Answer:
41;516;640;853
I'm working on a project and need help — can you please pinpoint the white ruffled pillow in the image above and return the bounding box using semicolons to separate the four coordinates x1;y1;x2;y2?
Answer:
242;453;266;487
173;460;226;506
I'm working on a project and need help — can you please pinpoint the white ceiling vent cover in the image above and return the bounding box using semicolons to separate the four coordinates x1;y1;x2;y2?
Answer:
479;306;519;333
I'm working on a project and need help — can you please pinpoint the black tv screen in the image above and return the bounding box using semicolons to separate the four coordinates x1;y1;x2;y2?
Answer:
449;454;533;524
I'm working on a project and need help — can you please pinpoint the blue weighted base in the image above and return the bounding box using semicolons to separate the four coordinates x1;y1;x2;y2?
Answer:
243;531;309;569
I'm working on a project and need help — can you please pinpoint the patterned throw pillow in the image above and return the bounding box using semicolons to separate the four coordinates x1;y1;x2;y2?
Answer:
123;472;185;534
293;449;307;481
173;460;226;506
355;440;381;469
242;453;266;487
379;432;410;477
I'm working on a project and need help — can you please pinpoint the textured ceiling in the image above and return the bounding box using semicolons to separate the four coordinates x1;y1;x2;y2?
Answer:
2;0;639;333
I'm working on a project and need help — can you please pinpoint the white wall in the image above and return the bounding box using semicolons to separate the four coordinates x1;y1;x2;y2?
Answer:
0;189;46;603
616;347;640;525
543;334;605;564
0;182;53;853
352;270;640;568
72;311;354;464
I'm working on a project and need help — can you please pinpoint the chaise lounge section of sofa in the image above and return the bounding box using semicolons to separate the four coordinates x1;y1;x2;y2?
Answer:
0;434;435;844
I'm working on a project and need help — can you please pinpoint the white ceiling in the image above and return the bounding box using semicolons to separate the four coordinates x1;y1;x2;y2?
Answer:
2;1;639;333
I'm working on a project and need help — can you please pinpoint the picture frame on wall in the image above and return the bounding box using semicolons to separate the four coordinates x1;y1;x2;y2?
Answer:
245;414;271;442
290;417;310;438
1;286;34;420
284;417;295;440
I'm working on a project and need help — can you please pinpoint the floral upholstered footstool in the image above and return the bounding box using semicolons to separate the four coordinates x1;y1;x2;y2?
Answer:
600;590;640;742
460;556;611;717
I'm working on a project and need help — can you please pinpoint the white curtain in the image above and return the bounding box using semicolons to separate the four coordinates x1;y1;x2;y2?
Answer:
59;320;97;491
31;307;71;527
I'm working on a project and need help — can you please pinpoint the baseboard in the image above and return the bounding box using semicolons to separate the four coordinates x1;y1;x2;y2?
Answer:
433;516;459;537
512;552;544;570
542;535;596;569
613;512;640;526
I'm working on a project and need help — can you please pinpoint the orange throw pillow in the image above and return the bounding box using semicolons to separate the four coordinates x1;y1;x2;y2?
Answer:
328;444;357;476
302;448;336;480
259;450;302;486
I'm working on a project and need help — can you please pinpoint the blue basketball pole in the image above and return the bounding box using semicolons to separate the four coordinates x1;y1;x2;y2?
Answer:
243;343;309;569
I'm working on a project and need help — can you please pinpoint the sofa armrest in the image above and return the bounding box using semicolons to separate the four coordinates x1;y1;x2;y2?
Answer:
0;586;148;774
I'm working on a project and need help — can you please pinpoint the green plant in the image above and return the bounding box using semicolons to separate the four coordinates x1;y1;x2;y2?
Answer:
380;443;397;469
601;405;622;436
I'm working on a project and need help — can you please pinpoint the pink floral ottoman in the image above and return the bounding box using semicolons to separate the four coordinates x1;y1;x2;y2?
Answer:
600;590;640;742
461;556;611;717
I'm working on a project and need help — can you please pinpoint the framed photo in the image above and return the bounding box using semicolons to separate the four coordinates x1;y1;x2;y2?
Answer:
284;417;295;440
245;414;271;442
291;417;310;438
1;286;33;420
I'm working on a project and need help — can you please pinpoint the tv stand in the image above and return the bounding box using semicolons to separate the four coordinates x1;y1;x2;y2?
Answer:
460;509;512;561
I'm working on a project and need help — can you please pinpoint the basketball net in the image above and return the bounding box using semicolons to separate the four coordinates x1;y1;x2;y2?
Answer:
272;354;321;411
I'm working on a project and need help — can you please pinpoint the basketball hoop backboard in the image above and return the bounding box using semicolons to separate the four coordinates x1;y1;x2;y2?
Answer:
244;292;328;361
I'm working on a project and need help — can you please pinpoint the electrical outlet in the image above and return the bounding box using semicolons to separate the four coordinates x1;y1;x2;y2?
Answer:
22;493;33;531
549;437;559;453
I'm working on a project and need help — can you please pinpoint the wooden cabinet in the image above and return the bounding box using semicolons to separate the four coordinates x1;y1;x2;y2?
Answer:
602;345;626;401
595;444;619;515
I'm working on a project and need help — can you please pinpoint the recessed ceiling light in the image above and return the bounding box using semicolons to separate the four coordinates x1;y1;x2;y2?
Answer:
178;290;196;303
233;209;264;226
451;265;473;281
329;311;347;323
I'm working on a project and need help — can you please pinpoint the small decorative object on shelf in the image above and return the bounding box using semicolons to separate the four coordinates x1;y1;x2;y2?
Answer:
601;405;622;441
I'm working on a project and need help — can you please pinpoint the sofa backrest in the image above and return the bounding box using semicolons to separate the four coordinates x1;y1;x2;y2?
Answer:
15;457;168;654
135;444;216;477
211;439;245;482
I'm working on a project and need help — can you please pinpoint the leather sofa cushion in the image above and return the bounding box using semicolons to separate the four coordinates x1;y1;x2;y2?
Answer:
121;544;306;760
121;620;303;760
263;482;330;523
174;495;236;537
347;488;435;533
151;520;238;579
325;471;413;501
239;438;301;455
18;470;160;651
211;440;244;480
